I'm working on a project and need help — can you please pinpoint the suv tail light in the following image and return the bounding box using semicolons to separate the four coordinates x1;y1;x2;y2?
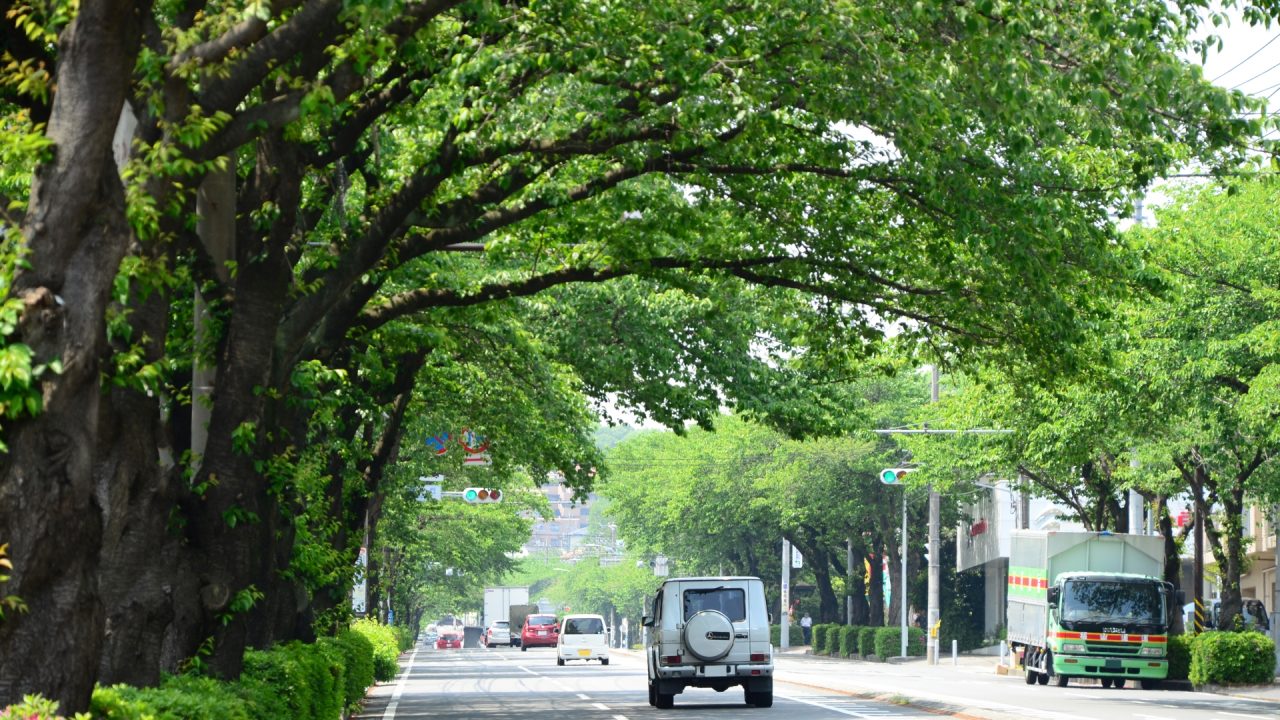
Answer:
750;653;767;662
660;654;683;665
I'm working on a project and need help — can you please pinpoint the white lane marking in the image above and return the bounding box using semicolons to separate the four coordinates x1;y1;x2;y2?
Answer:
1217;713;1271;720
382;645;420;720
517;665;539;675
577;693;591;700
593;702;611;710
1133;714;1175;720
777;694;891;718
613;716;629;720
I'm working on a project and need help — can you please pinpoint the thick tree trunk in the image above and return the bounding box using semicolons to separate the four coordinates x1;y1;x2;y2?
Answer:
0;1;149;707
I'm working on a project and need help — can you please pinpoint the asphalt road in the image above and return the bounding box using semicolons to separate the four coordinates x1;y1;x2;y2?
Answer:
355;641;1280;720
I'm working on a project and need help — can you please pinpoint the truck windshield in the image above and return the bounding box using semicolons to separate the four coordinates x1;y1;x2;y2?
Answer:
1060;580;1162;625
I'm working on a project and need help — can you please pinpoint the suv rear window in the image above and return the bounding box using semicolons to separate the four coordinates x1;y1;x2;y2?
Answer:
527;615;557;626
563;617;604;634
683;587;746;622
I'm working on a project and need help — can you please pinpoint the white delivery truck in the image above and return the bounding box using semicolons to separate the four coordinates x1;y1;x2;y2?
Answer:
483;586;530;629
1008;531;1177;690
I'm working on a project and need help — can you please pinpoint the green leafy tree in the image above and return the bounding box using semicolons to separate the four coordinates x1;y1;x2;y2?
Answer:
0;0;1271;710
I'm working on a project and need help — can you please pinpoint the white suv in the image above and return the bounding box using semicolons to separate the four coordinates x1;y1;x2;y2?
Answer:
643;576;774;708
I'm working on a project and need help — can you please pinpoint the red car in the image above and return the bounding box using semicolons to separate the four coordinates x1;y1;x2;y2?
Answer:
520;613;559;650
435;630;463;649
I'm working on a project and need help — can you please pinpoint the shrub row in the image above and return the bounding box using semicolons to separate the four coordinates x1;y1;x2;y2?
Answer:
3;623;395;720
1179;630;1276;686
808;623;924;658
769;623;804;647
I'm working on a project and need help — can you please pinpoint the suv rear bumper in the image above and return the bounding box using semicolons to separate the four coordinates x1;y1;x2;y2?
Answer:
654;662;774;680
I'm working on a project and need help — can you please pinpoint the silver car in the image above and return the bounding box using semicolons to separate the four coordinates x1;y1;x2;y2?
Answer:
484;620;512;647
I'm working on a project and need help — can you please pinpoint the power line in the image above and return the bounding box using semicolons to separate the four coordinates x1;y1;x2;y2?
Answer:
1213;34;1280;83
1231;57;1280;90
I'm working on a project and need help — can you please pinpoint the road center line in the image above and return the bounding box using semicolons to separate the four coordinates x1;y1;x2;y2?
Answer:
577;693;591;700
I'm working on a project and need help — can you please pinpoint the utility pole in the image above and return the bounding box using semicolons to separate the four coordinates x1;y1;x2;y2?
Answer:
927;366;940;665
1128;452;1144;535
1272;505;1279;663
780;539;791;650
844;535;855;625
1194;494;1205;633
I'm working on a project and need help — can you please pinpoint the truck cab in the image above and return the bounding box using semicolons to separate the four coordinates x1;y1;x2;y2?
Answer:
1043;572;1175;688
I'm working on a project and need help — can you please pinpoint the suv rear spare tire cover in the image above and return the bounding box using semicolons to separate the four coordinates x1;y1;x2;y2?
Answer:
683;610;734;661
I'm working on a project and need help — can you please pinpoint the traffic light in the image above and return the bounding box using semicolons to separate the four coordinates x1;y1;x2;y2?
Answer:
462;487;502;503
879;468;914;485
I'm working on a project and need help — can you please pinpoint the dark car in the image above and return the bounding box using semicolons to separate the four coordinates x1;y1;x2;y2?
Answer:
520;613;559;650
435;630;463;649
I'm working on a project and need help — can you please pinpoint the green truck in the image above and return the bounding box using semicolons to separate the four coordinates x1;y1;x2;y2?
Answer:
1008;530;1177;689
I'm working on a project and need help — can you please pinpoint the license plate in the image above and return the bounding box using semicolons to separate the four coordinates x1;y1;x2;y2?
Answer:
1105;659;1122;670
701;665;730;677
578;649;591;656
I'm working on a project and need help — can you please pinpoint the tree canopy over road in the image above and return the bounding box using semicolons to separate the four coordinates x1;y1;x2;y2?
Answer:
0;0;1274;711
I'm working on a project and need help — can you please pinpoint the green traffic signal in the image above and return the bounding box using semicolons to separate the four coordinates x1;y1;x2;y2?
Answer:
464;488;479;502
879;468;913;484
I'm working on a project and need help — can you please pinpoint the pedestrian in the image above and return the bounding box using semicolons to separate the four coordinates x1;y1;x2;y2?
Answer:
800;612;813;645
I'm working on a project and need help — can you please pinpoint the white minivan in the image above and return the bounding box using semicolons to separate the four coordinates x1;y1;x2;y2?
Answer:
557;613;610;666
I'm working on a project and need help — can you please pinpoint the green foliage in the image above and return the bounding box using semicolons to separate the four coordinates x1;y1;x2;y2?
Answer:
241;641;343;720
769;624;804;647
840;626;861;658
85;631;380;720
351;618;402;682
1168;634;1193;681
1188;631;1278;686
330;631;375;712
0;542;26;620
91;676;257;720
812;624;833;655
857;627;879;657
872;626;926;659
0;694;88;720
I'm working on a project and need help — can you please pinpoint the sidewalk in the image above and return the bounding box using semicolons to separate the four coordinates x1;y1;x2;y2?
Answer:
774;644;1280;705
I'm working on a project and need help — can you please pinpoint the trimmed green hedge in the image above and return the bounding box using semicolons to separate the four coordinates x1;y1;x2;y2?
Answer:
6;622;393;720
872;626;926;659
812;624;830;654
1167;634;1192;681
1189;631;1277;686
769;624;804;646
352;618;402;682
857;626;878;657
838;626;860;657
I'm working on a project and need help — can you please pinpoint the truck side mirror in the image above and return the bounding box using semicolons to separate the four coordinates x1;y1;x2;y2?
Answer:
1046;587;1060;607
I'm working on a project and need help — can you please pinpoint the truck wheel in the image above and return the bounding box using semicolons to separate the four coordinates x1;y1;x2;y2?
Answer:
557;657;565;666
602;658;609;666
1113;678;1126;689
521;645;527;652
1036;672;1048;685
648;681;656;706
1055;674;1068;687
1024;664;1038;685
1101;678;1112;688
1140;679;1160;690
